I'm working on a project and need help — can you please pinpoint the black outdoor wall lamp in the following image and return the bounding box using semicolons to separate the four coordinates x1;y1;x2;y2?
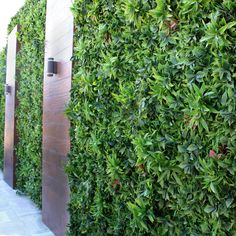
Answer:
5;84;11;95
47;58;58;77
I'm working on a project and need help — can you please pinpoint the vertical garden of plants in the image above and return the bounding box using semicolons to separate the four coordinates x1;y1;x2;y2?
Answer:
0;49;6;170
66;0;236;235
7;0;46;206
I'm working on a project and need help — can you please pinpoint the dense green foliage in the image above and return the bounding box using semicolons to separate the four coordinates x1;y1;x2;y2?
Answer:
67;0;236;235
0;49;6;170
8;0;46;206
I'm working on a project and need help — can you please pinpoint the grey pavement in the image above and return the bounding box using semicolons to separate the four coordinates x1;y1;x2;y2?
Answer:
0;171;55;236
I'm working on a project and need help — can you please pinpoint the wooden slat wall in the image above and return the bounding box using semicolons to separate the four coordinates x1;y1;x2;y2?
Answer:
4;26;19;188
42;0;74;235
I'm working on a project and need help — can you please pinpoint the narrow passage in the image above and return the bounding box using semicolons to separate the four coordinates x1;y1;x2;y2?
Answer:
0;172;54;236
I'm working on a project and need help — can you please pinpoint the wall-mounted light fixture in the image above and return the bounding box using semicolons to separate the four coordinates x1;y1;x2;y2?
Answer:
5;84;11;95
47;58;57;77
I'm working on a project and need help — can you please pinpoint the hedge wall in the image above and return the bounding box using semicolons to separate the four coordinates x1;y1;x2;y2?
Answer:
66;0;236;235
8;0;46;206
0;49;6;170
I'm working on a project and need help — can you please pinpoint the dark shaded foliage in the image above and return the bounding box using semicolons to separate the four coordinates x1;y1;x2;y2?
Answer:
8;0;46;207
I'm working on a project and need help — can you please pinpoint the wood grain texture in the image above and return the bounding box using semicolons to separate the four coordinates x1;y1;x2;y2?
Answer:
4;25;20;188
42;0;74;235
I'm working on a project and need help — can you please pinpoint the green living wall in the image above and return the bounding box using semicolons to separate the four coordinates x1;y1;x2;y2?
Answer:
66;0;236;235
8;0;46;206
0;49;6;170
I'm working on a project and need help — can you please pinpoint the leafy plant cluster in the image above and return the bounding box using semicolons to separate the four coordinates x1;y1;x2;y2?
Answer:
66;0;236;235
0;49;6;170
8;0;46;206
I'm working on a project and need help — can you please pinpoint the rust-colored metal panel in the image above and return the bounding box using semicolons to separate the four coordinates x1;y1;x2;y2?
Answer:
42;0;74;235
4;26;20;188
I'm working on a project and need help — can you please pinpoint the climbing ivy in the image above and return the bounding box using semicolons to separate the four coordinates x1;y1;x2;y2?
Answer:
0;49;6;170
8;0;46;206
66;0;236;235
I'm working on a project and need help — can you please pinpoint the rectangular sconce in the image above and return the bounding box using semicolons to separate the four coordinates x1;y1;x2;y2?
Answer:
5;84;11;95
47;58;57;77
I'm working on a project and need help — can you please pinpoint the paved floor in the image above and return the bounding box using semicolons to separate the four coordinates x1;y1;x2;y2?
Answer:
0;172;55;236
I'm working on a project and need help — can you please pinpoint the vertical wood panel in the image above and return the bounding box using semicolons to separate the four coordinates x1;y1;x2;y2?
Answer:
4;25;19;188
42;0;73;235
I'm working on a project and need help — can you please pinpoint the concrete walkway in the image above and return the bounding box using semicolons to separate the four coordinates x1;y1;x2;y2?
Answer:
0;172;54;236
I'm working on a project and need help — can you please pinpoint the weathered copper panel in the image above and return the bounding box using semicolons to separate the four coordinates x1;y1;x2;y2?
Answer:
4;26;19;188
42;0;74;235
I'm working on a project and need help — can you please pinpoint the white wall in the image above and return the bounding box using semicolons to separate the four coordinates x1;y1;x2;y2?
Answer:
0;0;25;50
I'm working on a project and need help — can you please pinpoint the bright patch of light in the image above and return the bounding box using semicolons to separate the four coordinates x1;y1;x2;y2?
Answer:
0;0;25;50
